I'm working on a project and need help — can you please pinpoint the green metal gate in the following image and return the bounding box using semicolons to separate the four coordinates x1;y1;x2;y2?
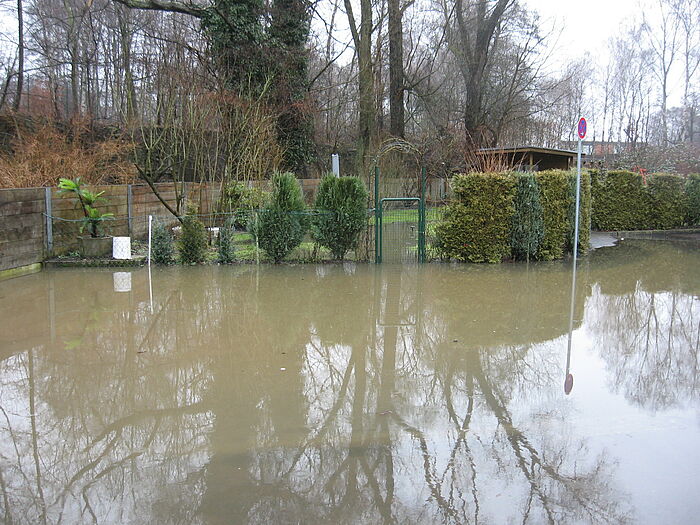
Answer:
374;167;427;263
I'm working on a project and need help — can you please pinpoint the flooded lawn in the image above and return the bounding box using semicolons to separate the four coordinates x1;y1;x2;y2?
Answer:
1;240;699;524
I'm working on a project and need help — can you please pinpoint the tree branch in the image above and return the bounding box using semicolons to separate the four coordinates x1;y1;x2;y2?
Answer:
111;0;205;18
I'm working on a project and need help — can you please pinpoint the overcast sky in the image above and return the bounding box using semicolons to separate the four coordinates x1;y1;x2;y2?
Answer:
525;0;637;62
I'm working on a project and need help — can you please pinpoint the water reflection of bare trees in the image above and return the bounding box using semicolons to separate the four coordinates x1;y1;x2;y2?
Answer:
590;285;700;411
0;263;640;523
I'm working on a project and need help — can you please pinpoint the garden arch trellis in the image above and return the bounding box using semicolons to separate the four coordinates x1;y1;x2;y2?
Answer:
372;139;427;264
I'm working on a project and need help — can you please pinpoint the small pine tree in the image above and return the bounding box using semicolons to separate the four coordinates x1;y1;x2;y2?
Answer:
218;218;236;263
312;175;368;260
511;172;544;262
179;203;207;264
252;172;307;263
151;221;174;264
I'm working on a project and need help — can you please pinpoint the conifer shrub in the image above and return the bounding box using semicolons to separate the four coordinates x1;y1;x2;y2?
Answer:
567;170;592;255
151;221;175;264
511;172;544;262
179;203;207;264
312;175;368;260
435;172;517;263
686;174;700;226
646;174;688;229
535;170;573;261
217;217;236;263
252;172;307;263
590;170;649;230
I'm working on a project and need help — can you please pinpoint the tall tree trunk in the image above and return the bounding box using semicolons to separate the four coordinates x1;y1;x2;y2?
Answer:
388;0;404;137
13;0;24;112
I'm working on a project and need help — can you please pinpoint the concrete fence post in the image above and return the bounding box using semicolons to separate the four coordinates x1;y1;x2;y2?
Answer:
44;187;53;257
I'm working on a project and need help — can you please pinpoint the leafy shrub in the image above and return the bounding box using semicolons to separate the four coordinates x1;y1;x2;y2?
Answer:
152;221;175;264
252;172;307;263
179;203;207;264
219;181;270;228
312;175;368;259
435;173;517;263
217;218;236;263
646;174;687;229
511;172;544;262
687;174;700;226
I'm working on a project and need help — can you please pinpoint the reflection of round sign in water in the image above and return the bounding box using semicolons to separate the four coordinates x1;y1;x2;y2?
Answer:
577;117;587;139
564;373;574;395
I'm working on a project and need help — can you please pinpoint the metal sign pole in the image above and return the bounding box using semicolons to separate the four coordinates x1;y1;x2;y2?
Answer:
565;117;586;395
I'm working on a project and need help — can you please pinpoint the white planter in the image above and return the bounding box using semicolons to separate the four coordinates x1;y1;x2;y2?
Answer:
113;237;131;259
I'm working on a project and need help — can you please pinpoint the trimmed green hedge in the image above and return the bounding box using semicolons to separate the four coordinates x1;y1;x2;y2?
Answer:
435;173;516;263
591;170;693;230
646;174;688;229
591;170;648;230
435;170;591;263
687;174;700;226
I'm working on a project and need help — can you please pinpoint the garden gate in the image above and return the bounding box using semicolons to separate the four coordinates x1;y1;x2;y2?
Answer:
374;166;427;263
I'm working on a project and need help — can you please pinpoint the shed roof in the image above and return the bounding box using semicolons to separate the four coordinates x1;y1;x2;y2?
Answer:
475;146;580;157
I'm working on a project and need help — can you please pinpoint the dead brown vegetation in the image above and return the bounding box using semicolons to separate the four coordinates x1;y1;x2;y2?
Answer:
0;118;136;188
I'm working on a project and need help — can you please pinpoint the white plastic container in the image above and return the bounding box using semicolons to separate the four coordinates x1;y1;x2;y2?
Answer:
112;236;131;259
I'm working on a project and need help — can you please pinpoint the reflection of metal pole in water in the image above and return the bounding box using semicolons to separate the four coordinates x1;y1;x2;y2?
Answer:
565;258;576;395
565;135;583;395
148;264;154;315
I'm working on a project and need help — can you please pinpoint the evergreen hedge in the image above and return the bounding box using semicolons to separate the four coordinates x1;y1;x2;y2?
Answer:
687;174;700;226
535;170;571;261
591;170;692;230
646;174;687;229
567;169;592;256
435;170;591;263
511;172;544;262
435;173;517;263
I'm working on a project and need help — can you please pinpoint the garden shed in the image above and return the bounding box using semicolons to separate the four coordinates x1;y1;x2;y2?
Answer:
476;146;579;171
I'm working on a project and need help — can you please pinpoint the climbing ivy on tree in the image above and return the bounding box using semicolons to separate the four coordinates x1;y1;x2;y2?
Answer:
116;0;314;173
200;0;314;172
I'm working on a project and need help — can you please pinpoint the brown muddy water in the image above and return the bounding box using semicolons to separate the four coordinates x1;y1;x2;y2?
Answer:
1;240;699;524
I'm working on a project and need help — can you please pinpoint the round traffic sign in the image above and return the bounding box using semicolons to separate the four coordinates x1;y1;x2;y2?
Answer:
577;117;587;139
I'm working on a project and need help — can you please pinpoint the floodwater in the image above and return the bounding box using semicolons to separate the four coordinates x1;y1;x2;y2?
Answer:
1;240;699;525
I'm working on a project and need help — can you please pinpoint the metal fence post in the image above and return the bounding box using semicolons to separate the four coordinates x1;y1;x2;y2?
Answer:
374;165;380;264
127;184;133;235
419;167;427;263
44;187;53;257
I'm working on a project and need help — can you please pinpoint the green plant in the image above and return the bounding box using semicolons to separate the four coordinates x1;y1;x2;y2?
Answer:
252;172;307;263
219;181;270;228
57;177;114;237
152;221;175;264
511;172;544;262
217;218;236;263
535;170;573;261
312;175;369;259
590;170;649;230
646;174;687;229
686;174;700;226
179;203;207;264
435;172;517;263
567;170;592;255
